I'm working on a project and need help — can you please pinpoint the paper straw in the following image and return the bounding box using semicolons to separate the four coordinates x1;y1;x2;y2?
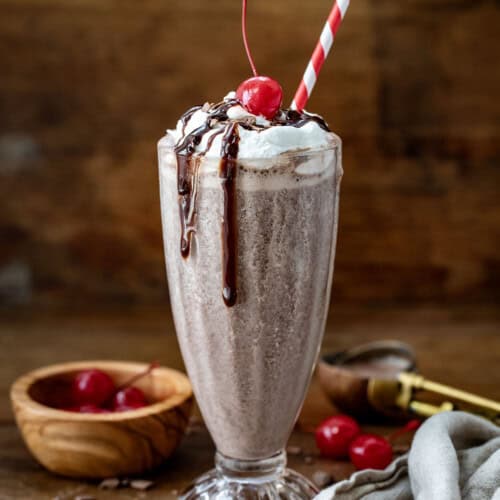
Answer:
291;0;350;111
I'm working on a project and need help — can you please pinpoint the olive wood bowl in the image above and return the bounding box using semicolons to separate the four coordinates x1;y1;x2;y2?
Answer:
10;360;193;479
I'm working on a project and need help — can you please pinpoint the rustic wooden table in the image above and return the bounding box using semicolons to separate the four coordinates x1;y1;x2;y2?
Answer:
1;305;499;499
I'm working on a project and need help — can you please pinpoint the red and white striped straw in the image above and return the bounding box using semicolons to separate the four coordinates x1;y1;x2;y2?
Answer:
291;0;350;111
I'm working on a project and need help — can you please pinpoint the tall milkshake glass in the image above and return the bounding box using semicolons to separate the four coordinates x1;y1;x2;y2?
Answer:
158;104;342;498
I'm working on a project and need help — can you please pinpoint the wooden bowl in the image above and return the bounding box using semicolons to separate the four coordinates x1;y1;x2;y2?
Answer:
10;360;193;479
317;341;417;422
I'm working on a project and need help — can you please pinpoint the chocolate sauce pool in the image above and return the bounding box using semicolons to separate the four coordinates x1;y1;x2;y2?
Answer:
173;99;330;307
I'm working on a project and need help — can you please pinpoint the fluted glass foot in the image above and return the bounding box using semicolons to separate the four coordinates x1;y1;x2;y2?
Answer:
180;451;318;499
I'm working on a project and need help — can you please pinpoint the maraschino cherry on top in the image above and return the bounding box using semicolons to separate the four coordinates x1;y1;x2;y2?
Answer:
236;76;283;120
235;0;283;120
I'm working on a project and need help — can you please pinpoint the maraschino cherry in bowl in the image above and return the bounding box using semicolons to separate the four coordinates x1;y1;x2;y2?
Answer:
10;360;192;478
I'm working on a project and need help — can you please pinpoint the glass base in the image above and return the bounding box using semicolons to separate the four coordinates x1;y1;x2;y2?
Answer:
180;451;318;499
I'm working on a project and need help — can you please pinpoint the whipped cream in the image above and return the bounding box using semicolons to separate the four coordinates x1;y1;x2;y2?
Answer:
168;92;335;159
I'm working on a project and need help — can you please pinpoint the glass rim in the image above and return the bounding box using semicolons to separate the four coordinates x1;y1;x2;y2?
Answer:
161;131;341;161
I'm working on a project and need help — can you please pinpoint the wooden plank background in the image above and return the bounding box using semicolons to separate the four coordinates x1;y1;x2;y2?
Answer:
0;0;499;307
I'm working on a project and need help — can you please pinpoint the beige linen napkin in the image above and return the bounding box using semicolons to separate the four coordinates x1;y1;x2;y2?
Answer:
315;411;500;500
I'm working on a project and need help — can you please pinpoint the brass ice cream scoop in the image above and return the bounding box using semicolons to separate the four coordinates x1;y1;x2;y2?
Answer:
318;341;500;425
369;372;500;425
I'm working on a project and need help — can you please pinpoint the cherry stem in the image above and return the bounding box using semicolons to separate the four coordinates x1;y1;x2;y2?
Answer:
242;0;258;77
387;419;421;443
115;361;160;393
98;361;160;408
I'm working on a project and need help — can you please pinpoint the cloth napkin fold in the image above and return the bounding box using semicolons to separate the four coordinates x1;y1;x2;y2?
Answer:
315;411;500;500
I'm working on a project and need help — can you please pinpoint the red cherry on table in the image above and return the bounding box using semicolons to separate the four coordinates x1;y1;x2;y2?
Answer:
71;369;116;406
236;76;283;120
112;386;148;412
62;404;111;414
315;415;361;458
349;434;394;470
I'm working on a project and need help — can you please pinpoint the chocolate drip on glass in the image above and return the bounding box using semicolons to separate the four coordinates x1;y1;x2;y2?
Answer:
174;100;239;259
174;125;207;258
219;123;240;307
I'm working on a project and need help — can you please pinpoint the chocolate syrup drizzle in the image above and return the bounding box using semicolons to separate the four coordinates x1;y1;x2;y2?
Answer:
173;99;330;307
281;109;330;132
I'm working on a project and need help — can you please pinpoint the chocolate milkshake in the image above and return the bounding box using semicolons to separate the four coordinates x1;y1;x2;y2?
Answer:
158;94;342;463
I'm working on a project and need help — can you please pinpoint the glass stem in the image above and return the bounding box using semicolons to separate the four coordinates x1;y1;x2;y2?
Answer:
215;450;286;485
